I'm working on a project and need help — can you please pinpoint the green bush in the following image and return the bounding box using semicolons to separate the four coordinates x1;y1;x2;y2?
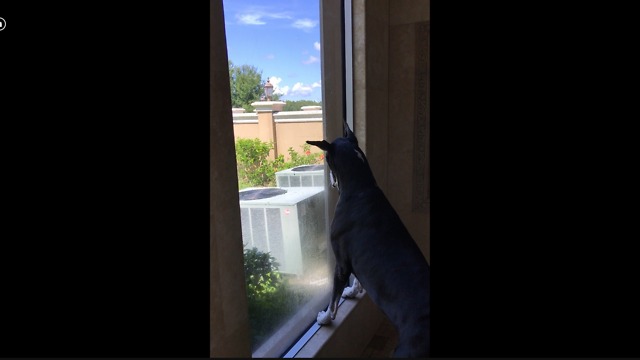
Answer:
243;247;306;350
282;100;322;112
235;138;274;189
235;138;323;189
244;247;283;299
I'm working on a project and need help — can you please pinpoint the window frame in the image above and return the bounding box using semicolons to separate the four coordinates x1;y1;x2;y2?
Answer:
211;0;385;357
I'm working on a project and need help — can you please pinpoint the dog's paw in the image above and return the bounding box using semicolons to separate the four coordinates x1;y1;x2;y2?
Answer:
342;279;363;298
342;285;360;298
317;310;332;325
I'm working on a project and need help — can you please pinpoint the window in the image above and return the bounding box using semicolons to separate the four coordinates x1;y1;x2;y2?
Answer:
222;0;332;356
214;0;396;356
214;0;430;356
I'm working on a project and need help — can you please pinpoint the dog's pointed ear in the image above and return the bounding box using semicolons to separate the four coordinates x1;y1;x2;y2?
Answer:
306;140;331;151
343;119;358;145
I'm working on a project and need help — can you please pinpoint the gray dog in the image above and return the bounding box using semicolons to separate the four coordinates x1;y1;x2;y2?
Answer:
307;121;430;357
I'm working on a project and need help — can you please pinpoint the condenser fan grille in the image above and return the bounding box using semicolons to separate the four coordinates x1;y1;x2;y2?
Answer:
291;164;324;172
239;188;287;201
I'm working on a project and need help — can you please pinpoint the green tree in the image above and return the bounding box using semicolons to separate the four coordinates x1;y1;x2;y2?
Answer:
229;61;282;112
229;61;263;112
283;99;322;111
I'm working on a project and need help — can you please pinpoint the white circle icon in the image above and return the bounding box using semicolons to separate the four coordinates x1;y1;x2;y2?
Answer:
0;18;5;31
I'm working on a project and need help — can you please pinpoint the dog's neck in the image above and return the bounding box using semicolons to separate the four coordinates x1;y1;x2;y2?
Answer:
335;166;377;195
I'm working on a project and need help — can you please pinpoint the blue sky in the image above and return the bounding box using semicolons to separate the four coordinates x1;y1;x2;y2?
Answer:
223;0;322;102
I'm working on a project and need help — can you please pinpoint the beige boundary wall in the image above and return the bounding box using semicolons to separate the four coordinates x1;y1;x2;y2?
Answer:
232;102;323;160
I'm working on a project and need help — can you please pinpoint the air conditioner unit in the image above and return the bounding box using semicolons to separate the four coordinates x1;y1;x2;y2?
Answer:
276;164;325;188
239;187;325;276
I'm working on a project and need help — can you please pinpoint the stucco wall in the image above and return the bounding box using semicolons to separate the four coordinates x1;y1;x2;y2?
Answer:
275;122;324;158
232;110;324;160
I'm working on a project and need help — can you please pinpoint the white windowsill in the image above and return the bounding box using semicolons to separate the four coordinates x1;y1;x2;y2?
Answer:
250;289;384;358
287;290;385;358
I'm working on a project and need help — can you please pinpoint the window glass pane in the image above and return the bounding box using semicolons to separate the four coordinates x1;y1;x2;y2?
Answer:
223;0;328;354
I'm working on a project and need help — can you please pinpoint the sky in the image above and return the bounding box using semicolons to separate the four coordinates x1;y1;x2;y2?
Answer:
222;0;322;102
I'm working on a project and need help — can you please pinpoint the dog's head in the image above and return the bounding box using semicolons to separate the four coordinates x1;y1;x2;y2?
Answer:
307;120;376;192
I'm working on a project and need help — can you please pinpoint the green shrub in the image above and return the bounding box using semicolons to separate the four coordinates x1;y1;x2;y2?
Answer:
244;247;283;300
243;247;306;350
235;138;274;189
235;138;323;189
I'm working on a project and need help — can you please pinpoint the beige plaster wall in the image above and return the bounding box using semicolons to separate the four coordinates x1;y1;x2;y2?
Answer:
232;118;323;161
275;121;324;159
353;0;430;262
389;0;430;262
233;122;260;140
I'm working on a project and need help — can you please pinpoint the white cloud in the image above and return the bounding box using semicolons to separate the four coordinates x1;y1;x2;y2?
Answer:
266;54;275;60
292;18;318;30
267;78;320;98
237;14;266;25
236;10;292;25
269;76;282;86
314;41;321;51
270;13;292;19
290;82;314;96
278;86;290;96
303;55;319;65
269;76;289;96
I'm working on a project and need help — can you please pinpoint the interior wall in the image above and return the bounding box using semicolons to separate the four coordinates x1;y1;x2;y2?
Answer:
353;0;430;262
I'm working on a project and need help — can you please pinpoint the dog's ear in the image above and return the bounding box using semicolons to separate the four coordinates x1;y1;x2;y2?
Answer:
306;140;331;151
342;119;358;145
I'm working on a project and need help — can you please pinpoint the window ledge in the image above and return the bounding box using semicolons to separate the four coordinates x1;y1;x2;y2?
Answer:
289;290;385;358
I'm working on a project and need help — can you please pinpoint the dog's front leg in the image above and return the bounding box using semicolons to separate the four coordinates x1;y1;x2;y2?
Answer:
317;265;350;325
341;276;363;298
